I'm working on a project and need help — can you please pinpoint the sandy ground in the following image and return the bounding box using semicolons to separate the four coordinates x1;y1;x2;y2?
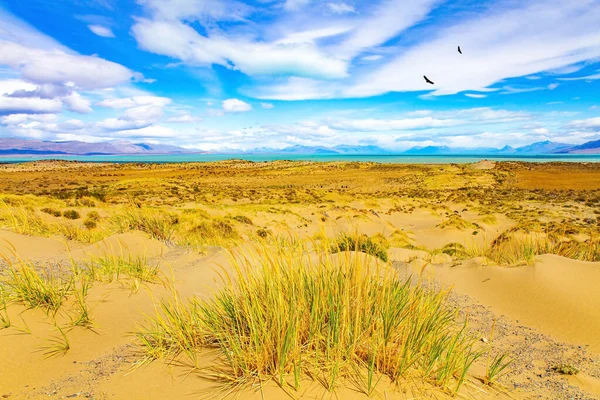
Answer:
1;160;600;399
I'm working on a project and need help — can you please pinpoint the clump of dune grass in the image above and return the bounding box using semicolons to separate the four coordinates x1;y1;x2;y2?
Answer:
135;241;481;395
178;219;239;249
438;214;477;230
79;253;161;284
0;291;10;329
388;229;412;248
232;215;253;225
0;204;52;237
55;223;108;243
479;213;498;225
83;210;101;229
331;232;389;262
62;209;81;220
112;207;178;243
1;201;108;243
41;207;62;217
69;278;94;329
41;325;70;358
0;255;73;315
457;230;600;266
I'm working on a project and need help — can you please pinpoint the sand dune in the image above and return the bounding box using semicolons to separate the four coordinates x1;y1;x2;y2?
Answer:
432;254;600;352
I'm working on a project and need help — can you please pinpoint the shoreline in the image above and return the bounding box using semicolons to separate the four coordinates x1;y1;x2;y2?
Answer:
2;153;600;164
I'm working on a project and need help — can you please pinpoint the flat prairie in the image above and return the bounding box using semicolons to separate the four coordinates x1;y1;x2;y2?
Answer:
1;160;599;399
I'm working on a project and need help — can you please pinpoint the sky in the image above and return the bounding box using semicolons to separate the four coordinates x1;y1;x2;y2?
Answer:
0;0;599;151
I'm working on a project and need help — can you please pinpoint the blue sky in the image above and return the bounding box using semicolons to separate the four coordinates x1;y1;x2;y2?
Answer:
0;0;599;151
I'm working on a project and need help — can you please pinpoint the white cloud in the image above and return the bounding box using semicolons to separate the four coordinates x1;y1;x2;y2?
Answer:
88;25;115;38
137;0;252;21
284;0;312;11
112;124;175;138
532;128;549;134
59;119;86;130
122;104;165;121
1;113;57;125
333;0;441;60
547;83;559;90
275;26;352;45
222;98;252;113
132;19;348;79
62;92;92;113
0;41;137;90
361;55;383;61
465;93;487;99
167;114;201;123
206;108;225;117
0;79;37;95
96;96;171;108
260;102;274;109
327;2;356;14
0;96;62;115
344;0;600;98
568;117;600;129
558;72;600;81
252;77;337;100
330;116;460;131
97;118;153;131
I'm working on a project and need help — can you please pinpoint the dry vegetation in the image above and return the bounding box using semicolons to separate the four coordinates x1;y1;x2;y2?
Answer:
1;159;600;399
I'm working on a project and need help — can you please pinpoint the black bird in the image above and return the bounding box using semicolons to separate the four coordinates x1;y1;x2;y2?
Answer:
458;46;462;54
423;75;434;85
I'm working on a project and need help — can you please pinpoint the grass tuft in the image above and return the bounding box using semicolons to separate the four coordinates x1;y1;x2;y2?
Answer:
330;232;389;262
80;253;161;284
1;255;73;315
112;207;178;243
135;240;481;394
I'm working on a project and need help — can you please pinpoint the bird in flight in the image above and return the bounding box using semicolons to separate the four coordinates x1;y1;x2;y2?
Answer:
423;75;434;85
458;46;462;54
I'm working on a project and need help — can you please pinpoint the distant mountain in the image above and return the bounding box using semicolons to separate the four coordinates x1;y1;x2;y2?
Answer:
558;139;600;154
401;140;600;155
2;138;600;157
0;138;197;156
248;145;391;155
511;140;573;154
402;146;502;155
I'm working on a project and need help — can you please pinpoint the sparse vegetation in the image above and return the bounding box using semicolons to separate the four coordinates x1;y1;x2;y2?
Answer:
62;209;81;220
0;256;73;315
80;253;161;284
3;159;600;398
136;241;480;394
112;207;178;243
551;364;579;375
331;232;389;262
41;207;62;217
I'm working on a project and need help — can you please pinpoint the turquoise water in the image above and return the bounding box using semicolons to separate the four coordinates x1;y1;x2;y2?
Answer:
1;153;600;164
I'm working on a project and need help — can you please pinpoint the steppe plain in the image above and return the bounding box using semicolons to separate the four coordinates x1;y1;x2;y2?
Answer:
0;159;600;399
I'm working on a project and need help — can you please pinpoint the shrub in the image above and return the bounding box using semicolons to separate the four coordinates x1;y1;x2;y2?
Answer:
83;219;97;229
232;215;253;225
552;364;579;375
41;207;62;217
256;228;271;238
86;211;100;221
78;198;96;207
63;209;81;220
190;220;237;239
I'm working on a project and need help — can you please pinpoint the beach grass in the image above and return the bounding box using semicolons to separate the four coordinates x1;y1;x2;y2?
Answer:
135;240;481;394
